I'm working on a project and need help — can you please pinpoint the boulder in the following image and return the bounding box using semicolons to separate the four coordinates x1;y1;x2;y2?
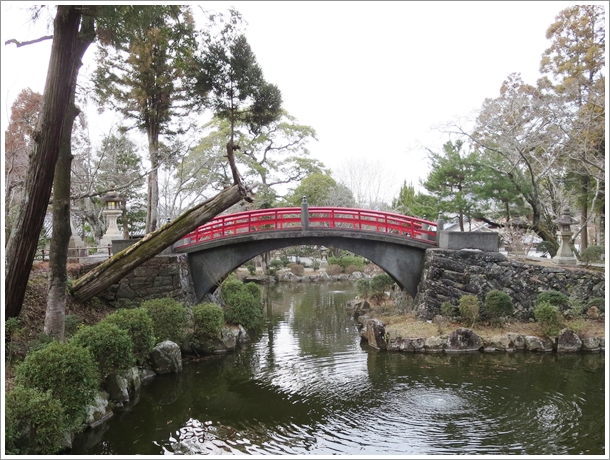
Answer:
349;271;364;280
447;328;482;352
581;336;601;352
484;335;512;352
105;366;142;404
221;324;249;350
524;335;554;352
358;317;387;350
506;333;526;350
556;329;582;353
85;391;113;428
387;337;425;352
150;340;182;374
424;336;447;352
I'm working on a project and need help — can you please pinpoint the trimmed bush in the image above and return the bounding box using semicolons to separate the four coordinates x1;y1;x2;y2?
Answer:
289;263;305;275
345;265;359;275
356;278;372;298
371;273;394;294
580;245;604;264
101;308;155;364
459;295;479;327
245;282;261;298
533;301;564;337
221;278;263;331
245;261;256;275
5;385;69;455
269;259;284;270
14;341;100;431
536;290;569;309
484;290;514;323
71;322;136;378
328;255;365;272
142;297;188;344
326;264;342;275
192;302;225;340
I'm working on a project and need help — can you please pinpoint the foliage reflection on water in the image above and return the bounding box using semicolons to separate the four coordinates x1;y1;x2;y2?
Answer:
71;282;606;455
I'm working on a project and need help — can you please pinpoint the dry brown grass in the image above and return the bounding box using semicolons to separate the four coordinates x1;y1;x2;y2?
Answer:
374;307;605;341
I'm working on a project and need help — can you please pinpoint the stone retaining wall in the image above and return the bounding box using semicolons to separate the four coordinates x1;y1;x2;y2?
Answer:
414;248;605;321
94;254;197;304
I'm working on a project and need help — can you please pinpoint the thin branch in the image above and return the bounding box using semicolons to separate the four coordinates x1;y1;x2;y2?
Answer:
5;35;53;47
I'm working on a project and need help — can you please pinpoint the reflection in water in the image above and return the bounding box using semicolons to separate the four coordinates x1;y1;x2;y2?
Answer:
71;282;605;455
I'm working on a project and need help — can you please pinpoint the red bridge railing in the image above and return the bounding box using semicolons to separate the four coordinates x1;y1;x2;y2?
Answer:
175;207;437;250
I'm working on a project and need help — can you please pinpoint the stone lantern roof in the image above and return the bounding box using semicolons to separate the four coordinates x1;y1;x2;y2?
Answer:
553;206;578;230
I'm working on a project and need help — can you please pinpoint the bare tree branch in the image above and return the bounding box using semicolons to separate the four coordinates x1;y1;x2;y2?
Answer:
5;35;53;47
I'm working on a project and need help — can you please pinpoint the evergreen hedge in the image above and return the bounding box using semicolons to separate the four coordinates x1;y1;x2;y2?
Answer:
142;297;188;344
14;341;100;432
71;322;136;379
101;308;156;364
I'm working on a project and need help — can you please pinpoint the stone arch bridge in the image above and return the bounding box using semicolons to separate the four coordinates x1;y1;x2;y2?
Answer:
173;205;437;302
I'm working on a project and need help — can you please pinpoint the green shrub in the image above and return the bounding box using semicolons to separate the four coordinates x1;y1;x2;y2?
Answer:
371;273;394;294
64;314;83;338
440;301;458;317
536;240;557;258
5;317;21;338
101;308;155;364
536;290;569;309
345;265;359;275
221;278;263;331
269;259;284;270
313;260;320;271
326;264;342;275
357;278;372;298
279;255;289;266
459;295;479;327
533;301;564;337
14;341;100;431
580;245;604;264
484;290;514;323
27;332;55;354
245;261;256;275
245;282;261;298
5;385;69;455
192;303;225;340
71;322;135;378
141;297;188;344
328;255;365;272
587;297;605;311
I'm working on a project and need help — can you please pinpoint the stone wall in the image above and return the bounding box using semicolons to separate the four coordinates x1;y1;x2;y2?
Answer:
96;254;197;305
414;248;605;321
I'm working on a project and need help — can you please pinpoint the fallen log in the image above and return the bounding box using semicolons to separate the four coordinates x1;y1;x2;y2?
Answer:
71;184;249;302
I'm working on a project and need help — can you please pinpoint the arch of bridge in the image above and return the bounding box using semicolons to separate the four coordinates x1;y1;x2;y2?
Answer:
174;229;432;301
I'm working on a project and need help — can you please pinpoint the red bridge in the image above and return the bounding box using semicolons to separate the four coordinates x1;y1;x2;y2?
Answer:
173;206;438;301
175;207;437;250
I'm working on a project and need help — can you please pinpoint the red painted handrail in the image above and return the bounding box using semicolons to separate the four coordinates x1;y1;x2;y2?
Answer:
175;207;437;249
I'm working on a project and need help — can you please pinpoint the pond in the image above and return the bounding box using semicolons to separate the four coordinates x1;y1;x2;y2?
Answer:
71;282;605;455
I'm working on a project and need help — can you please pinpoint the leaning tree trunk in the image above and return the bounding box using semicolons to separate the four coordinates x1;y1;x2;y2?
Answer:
70;184;250;302
5;6;88;320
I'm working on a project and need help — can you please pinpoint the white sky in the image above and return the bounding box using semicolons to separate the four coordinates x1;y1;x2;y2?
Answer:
1;1;591;202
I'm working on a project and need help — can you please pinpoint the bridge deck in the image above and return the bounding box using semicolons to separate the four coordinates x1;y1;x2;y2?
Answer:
175;207;437;250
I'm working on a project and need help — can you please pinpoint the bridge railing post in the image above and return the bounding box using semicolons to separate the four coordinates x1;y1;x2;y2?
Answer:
301;196;309;231
436;212;444;245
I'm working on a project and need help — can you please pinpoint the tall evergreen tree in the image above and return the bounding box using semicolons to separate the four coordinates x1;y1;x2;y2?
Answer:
191;9;282;189
423;140;479;231
93;6;197;233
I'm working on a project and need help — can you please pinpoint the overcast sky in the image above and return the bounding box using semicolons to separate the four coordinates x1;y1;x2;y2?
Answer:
1;1;588;202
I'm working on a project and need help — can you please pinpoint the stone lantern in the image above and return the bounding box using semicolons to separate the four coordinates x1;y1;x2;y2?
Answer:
552;206;578;266
98;186;125;256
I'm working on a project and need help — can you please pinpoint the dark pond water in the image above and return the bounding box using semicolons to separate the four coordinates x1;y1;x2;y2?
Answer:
71;282;606;456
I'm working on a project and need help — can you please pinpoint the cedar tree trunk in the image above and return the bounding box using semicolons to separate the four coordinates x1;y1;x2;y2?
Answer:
5;6;86;320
